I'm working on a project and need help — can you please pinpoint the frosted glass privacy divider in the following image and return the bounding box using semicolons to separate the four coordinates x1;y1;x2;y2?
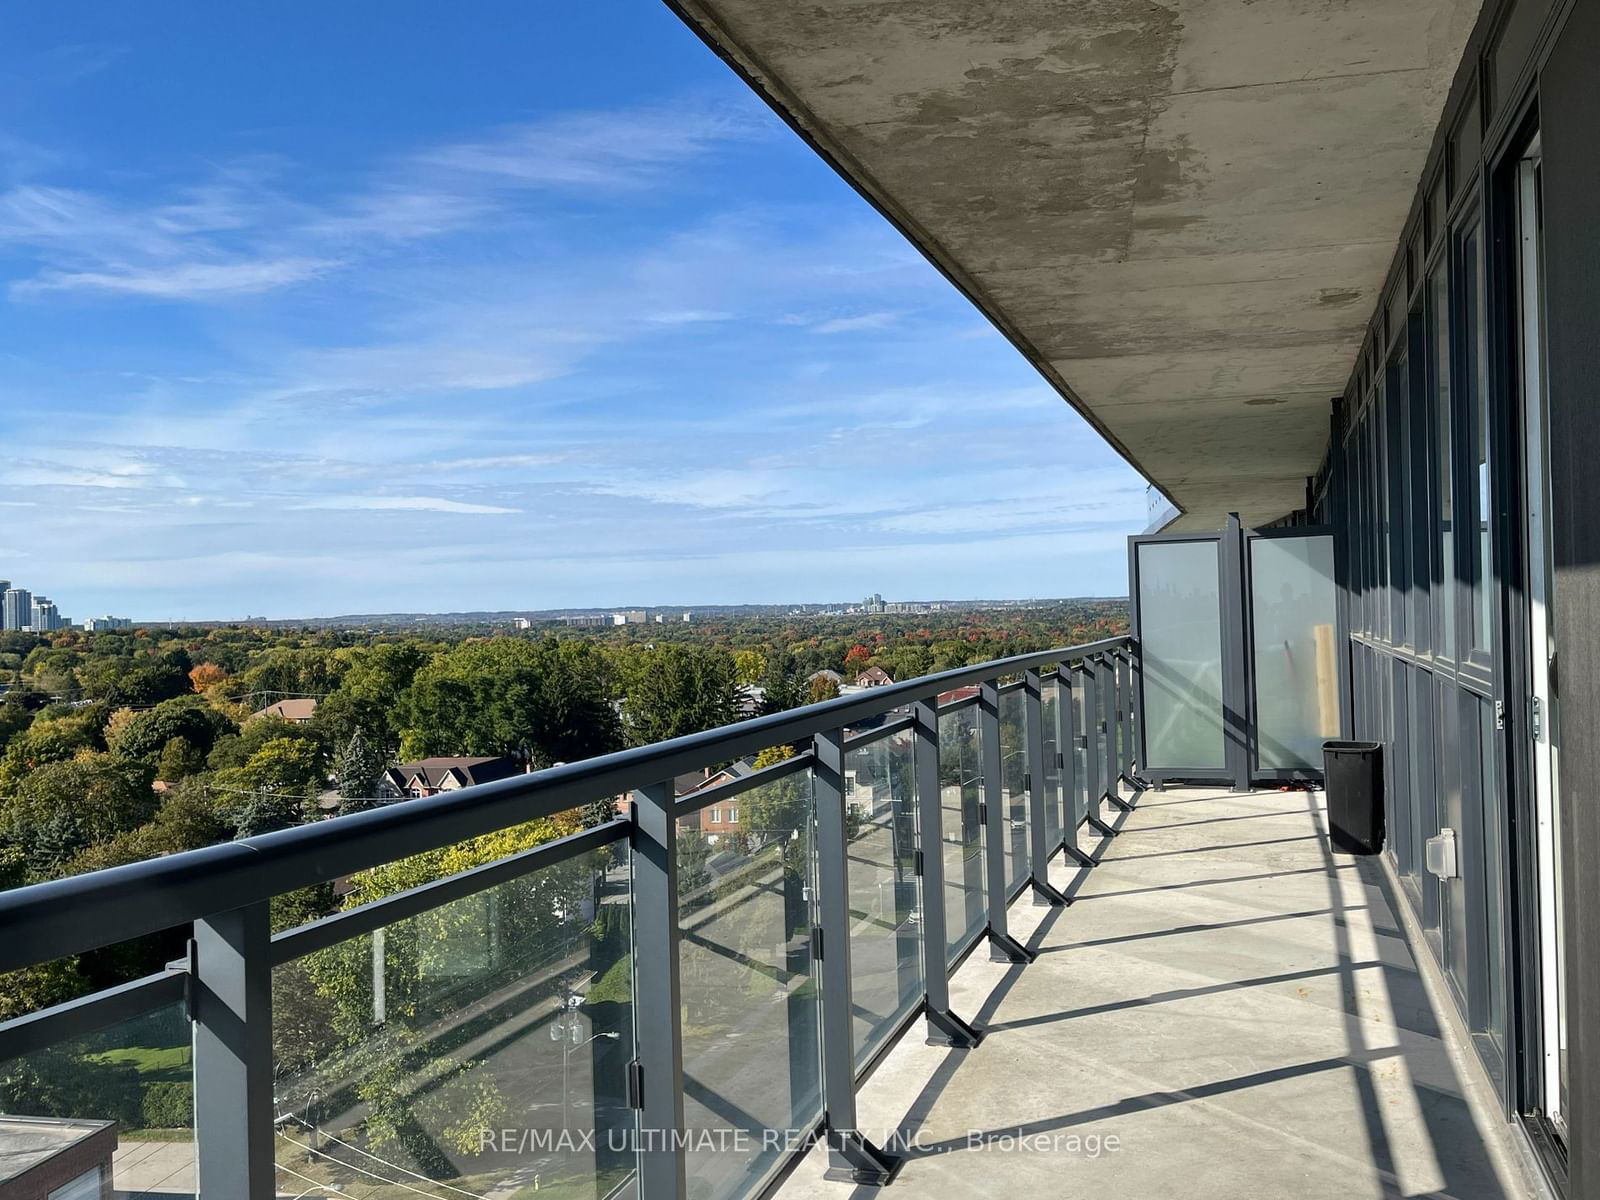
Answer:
1249;534;1340;770
1136;539;1226;771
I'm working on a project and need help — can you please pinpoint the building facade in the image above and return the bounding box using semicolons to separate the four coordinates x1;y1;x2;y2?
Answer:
1;589;32;632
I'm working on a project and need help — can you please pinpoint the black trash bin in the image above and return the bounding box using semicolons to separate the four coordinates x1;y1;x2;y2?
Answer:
1322;740;1384;855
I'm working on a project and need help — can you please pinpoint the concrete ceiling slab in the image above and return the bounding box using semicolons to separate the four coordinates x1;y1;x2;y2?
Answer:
671;0;1479;527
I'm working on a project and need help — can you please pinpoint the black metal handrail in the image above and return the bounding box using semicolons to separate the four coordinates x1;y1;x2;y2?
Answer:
0;636;1128;975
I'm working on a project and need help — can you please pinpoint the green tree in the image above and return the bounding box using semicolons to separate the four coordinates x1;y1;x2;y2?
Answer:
0;703;36;755
156;736;208;782
233;786;307;839
335;727;388;812
66;780;230;874
316;640;432;751
107;696;236;762
240;737;325;795
1;753;158;872
207;715;322;771
397;637;621;765
0;711;106;797
758;650;805;715
621;643;740;746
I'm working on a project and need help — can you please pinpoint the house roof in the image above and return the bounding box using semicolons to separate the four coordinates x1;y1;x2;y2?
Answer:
0;1116;115;1185
855;666;894;685
384;756;522;791
675;759;757;798
251;698;318;722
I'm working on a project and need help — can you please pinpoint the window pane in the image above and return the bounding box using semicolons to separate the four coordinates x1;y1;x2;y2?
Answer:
1463;222;1493;655
1431;263;1455;658
1137;540;1225;769
1250;536;1340;769
1387;368;1411;645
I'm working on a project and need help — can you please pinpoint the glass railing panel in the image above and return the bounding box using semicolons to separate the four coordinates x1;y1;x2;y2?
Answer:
1071;672;1088;827
938;705;985;963
0;1000;193;1198
272;842;634;1200
678;771;821;1200
1000;688;1028;892
1041;676;1061;851
844;728;922;1069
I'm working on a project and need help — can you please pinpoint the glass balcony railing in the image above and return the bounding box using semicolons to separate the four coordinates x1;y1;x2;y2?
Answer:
0;637;1135;1200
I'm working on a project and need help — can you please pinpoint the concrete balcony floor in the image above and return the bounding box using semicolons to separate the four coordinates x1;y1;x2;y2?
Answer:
780;788;1538;1200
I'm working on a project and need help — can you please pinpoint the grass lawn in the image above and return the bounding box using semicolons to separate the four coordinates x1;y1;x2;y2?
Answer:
86;1043;191;1083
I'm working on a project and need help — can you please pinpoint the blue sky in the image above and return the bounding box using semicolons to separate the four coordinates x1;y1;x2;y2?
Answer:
0;2;1146;621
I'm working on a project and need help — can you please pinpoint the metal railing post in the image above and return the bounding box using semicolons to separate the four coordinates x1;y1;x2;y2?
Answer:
1024;669;1068;906
1059;666;1095;868
812;729;899;1184
192;901;275;1200
912;701;982;1047
630;781;687;1200
979;680;1034;963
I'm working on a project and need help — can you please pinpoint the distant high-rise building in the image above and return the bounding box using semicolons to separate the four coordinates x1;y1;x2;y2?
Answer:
31;599;63;632
2;588;32;631
83;616;132;632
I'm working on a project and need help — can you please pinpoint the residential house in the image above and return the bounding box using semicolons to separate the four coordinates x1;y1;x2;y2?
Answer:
248;698;318;724
377;756;525;801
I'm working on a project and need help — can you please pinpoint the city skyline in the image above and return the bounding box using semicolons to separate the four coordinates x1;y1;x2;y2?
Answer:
0;3;1147;622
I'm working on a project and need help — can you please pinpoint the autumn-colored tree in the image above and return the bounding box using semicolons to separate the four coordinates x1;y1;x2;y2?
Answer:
843;644;872;672
752;743;795;769
807;674;841;704
733;648;768;687
189;662;228;694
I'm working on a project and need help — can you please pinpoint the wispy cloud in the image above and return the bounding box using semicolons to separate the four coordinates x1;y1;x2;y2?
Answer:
292;495;521;515
17;255;335;298
409;105;763;193
0;100;759;302
808;311;901;334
